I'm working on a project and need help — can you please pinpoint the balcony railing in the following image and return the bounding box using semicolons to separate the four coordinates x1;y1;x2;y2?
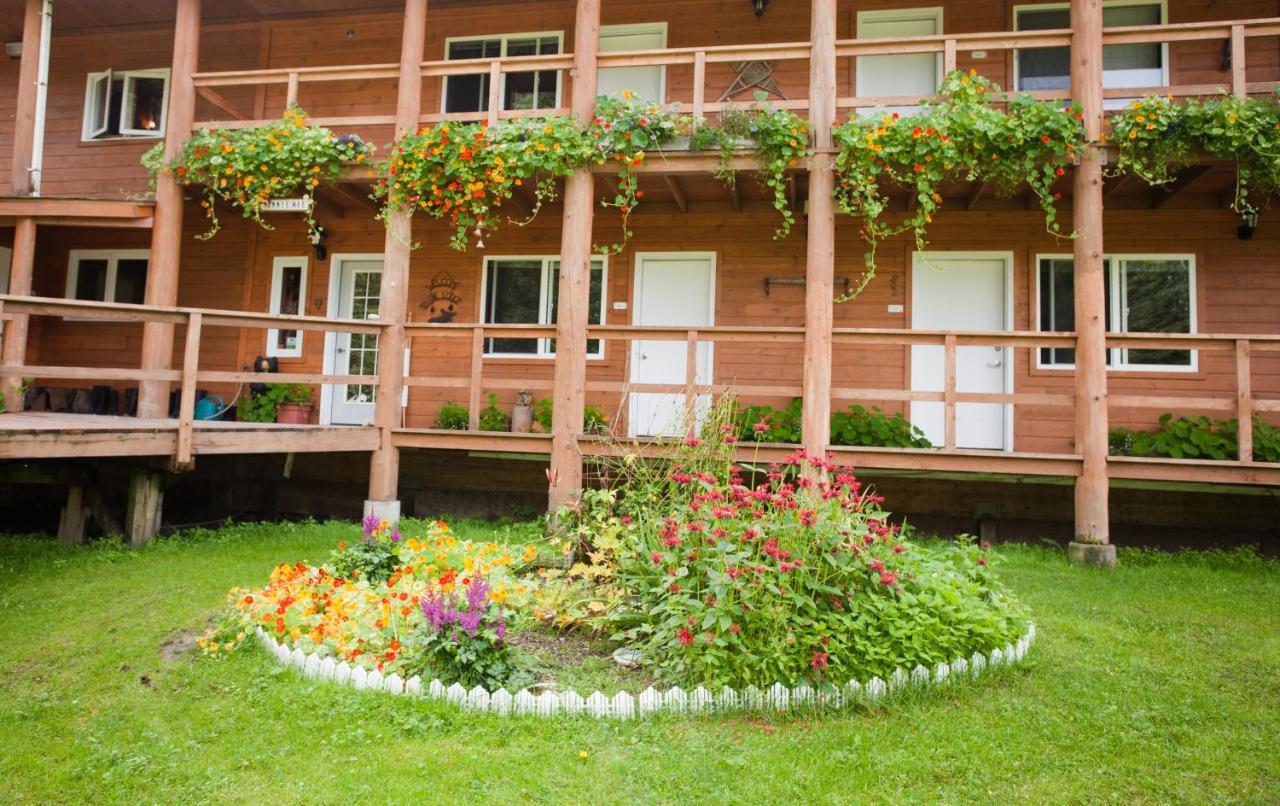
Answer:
190;17;1280;132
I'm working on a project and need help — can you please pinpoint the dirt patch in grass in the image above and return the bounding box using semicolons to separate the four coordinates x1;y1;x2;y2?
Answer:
508;627;657;694
160;629;201;662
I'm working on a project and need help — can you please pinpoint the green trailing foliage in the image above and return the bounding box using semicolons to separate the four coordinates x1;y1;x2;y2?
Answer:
1110;413;1280;463
1108;91;1280;215
143;106;370;241
734;398;931;449
833;71;1084;299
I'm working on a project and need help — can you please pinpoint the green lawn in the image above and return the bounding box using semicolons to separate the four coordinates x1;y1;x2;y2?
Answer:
1;520;1277;804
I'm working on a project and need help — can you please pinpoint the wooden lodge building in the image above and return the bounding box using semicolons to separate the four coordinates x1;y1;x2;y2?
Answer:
1;0;1278;560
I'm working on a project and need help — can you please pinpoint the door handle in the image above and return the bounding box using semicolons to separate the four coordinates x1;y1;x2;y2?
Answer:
987;360;1002;368
641;354;648;360
337;347;347;353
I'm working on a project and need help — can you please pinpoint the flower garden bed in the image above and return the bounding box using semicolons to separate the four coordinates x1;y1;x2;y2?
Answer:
205;400;1033;716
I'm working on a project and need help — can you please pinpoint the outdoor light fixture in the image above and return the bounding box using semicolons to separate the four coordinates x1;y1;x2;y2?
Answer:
309;224;328;261
4;41;21;60
752;0;768;17
1238;211;1259;241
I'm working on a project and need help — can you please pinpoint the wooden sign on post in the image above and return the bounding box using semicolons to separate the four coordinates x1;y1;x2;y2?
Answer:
262;198;313;213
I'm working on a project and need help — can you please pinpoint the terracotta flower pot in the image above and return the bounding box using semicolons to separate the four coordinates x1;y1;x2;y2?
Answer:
276;402;313;424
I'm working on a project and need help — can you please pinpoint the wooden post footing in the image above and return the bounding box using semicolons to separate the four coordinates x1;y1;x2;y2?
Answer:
57;485;88;546
1068;541;1117;568
363;499;401;527
125;471;165;548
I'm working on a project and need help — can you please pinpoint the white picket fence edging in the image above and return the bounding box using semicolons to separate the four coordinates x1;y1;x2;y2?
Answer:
255;624;1035;719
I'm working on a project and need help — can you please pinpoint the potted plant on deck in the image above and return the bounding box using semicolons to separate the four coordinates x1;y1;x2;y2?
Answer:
238;383;314;424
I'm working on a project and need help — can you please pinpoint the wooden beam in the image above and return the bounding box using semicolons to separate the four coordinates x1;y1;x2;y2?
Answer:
1069;0;1112;557
965;181;989;210
800;0;837;462
1;218;36;411
195;86;249;121
665;175;688;213
1151;164;1212;208
0;198;154;218
366;0;427;509
10;0;42;196
139;0;201;419
548;0;602;510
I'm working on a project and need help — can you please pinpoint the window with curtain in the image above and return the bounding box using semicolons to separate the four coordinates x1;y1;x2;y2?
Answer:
482;256;606;357
267;257;308;358
1037;255;1194;370
1015;3;1164;92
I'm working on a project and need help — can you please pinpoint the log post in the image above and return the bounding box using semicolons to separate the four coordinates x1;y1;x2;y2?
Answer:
364;0;427;524
138;0;201;419
125;470;165;548
547;0;601;511
1067;0;1114;568
57;485;88;546
801;0;837;461
1;217;37;412
10;0;42;196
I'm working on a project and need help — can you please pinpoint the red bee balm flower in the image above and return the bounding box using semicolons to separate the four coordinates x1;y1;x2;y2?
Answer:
677;628;694;646
811;651;829;670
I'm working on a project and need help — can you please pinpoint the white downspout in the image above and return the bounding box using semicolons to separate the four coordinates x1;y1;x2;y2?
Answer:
29;0;52;196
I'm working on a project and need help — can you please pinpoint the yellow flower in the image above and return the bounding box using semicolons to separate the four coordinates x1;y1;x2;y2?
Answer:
579;751;589;759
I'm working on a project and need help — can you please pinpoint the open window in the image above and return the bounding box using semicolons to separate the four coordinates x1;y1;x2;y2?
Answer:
442;33;562;114
81;68;169;140
65;250;150;307
1014;2;1167;101
481;256;606;358
1036;254;1195;371
267;256;309;359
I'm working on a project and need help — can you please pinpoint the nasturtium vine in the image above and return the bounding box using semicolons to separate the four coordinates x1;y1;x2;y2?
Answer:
1107;91;1280;215
372;116;587;250
832;71;1084;299
585;92;683;253
691;93;813;238
143;105;370;241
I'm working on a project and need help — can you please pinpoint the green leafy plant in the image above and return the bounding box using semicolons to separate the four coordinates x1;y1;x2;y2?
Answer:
831;404;932;448
237;383;313;423
533;397;610;435
478;392;510;432
692;94;813;238
586;92;683;252
735;398;803;444
833;71;1084;299
1108;91;1280;215
1110;413;1280;462
373;116;589;250
434;401;470;430
327;513;403;584
144;105;370;241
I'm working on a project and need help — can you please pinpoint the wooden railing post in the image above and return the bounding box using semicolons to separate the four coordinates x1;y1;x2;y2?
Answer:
139;0;201;419
943;38;957;74
801;0;837;462
468;327;484;431
0;217;36;412
1068;0;1114;567
1230;24;1246;99
486;60;502;126
1236;339;1253;462
175;312;202;467
10;0;43;196
692;51;707;121
285;71;299;108
684;329;699;437
366;0;427;519
548;0;601;511
943;334;957;451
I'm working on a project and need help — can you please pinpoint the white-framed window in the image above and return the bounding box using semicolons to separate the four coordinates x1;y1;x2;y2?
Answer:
1014;2;1167;99
442;32;563;114
598;22;668;103
1036;253;1196;371
267;256;309;359
481;255;606;358
82;68;170;140
855;7;944;114
65;250;150;305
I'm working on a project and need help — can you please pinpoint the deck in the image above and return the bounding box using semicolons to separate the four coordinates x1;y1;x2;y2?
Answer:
0;412;379;460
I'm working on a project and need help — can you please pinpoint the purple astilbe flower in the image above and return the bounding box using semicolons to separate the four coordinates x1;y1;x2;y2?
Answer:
389;527;401;543
457;577;492;637
495;618;507;641
362;512;380;541
420;591;455;633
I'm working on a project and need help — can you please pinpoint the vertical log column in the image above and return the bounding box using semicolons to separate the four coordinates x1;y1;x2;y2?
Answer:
801;0;837;461
547;0;602;511
138;0;201;419
2;1;46;411
1068;0;1114;567
365;0;428;521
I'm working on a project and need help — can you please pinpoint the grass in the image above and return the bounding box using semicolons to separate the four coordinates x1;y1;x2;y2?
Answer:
1;519;1277;804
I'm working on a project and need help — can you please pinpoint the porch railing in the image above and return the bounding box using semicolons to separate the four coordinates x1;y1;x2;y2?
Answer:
190;16;1280;131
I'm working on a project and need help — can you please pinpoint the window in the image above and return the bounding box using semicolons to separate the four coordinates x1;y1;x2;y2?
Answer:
65;250;149;306
1014;2;1166;98
1036;254;1195;370
82;69;169;140
855;8;943;115
481;256;606;357
598;23;668;103
443;33;562;114
267;257;309;358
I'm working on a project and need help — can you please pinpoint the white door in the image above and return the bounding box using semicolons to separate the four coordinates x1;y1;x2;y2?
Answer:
856;9;942;116
910;254;1010;450
630;253;715;438
329;258;384;425
598;23;667;103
